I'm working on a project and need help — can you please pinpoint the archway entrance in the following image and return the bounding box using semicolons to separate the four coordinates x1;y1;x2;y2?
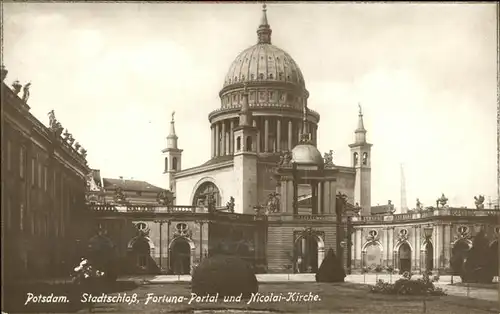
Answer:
132;237;151;270
398;242;412;273
424;242;434;271
295;235;319;273
363;242;382;268
451;240;470;275
170;238;191;275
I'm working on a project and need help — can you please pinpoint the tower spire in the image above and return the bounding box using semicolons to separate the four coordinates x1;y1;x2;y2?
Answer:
257;4;272;44
167;111;178;149
354;103;367;144
299;97;311;143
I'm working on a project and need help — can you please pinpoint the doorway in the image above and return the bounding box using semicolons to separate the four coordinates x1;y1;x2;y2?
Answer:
399;242;412;273
170;239;191;275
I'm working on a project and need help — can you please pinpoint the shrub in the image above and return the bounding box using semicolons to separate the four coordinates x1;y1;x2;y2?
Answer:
374;265;384;273
315;248;346;282
461;231;494;283
370;272;446;296
191;256;258;298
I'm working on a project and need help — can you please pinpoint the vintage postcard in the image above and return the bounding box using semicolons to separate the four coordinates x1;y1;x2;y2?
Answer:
1;2;498;313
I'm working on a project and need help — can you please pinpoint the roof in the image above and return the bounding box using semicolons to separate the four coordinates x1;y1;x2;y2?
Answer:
371;204;393;215
102;178;164;193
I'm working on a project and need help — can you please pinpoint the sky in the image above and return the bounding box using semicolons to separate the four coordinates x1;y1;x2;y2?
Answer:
2;2;498;210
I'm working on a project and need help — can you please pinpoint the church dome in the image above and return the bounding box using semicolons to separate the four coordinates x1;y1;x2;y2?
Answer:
223;44;305;88
221;4;305;90
291;143;324;166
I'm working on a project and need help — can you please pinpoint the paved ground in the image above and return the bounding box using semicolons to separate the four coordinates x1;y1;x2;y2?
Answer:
118;273;499;302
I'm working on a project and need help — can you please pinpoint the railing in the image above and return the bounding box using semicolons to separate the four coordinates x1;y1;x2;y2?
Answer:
91;204;205;213
355;208;500;222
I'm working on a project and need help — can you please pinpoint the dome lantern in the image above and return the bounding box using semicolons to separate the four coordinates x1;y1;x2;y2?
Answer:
291;98;324;167
257;4;272;44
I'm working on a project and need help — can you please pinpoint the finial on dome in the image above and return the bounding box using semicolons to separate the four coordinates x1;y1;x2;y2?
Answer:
358;102;362;116
257;3;272;44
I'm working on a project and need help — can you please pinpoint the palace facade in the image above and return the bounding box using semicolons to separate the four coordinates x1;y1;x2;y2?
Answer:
1;66;92;281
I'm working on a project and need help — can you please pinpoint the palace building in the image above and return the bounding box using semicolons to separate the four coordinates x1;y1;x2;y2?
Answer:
1;66;92;281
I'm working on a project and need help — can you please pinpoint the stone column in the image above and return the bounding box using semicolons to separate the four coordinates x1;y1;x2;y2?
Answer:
230;120;235;154
318;181;323;214
323;181;330;214
444;223;452;271
286;180;293;214
389;227;395;267
211;125;215;158
433;225;438;270
288;120;293;151
280;179;288;212
276;118;281;152
416;226;421;272
355;228;362;268
254;120;260;153
439;224;446;269
215;123;220;157
412;226;418;271
264;118;269;152
311;182;317;215
383;228;388;266
221;122;226;156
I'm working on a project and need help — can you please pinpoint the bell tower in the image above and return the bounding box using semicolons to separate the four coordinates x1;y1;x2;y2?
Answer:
348;104;372;216
162;112;183;194
233;83;258;214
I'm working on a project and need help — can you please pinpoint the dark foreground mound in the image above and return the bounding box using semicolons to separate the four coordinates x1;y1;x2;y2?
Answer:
315;248;346;282
191;255;258;298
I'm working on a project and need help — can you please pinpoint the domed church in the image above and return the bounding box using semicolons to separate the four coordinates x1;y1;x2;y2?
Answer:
158;4;371;273
163;4;371;215
90;4;498;276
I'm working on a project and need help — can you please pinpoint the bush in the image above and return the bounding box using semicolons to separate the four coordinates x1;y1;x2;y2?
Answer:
370;272;446;296
461;231;494;283
315;248;346;282
191;256;258;298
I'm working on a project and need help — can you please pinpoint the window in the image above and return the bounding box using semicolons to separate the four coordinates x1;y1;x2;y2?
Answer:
164;157;168;173
246;136;253;152
368;229;378;238
19;146;26;178
6;197;11;229
192;182;221;207
172;157;177;170
269;73;274;79
6;140;11;171
353;152;359;166
44;166;48;191
259;92;265;101
38;162;42;188
31;158;35;186
236;136;241;151
269;91;274;100
362;152;368;165
259;73;264;80
20;204;24;231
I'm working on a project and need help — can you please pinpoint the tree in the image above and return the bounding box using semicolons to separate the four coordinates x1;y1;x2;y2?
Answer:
315;248;346;282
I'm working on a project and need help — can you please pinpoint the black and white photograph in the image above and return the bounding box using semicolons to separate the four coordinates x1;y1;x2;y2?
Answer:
1;1;499;313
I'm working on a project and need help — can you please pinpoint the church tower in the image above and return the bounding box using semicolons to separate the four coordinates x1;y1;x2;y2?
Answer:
161;112;183;194
233;84;258;214
348;104;372;216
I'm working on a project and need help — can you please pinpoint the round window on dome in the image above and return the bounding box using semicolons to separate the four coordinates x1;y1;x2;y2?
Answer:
259;73;264;80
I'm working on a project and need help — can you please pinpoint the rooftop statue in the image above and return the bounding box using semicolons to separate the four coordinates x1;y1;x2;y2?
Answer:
416;198;423;211
278;151;292;167
474;195;485;209
226;196;235;213
267;192;280;213
324;150;334;167
437;193;448;208
22;82;31;103
12;80;22;94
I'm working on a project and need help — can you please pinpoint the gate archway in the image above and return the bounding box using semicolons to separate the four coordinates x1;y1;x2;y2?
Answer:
169;237;195;275
451;239;471;274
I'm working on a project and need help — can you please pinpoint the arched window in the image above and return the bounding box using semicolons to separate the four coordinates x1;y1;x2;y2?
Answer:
192;182;221;207
353;153;358;166
172;157;178;170
362;152;368;165
236;136;241;151
164;157;168;172
246;136;253;152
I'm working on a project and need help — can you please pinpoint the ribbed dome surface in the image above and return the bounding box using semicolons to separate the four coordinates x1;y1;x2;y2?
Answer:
291;143;324;166
223;43;305;88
